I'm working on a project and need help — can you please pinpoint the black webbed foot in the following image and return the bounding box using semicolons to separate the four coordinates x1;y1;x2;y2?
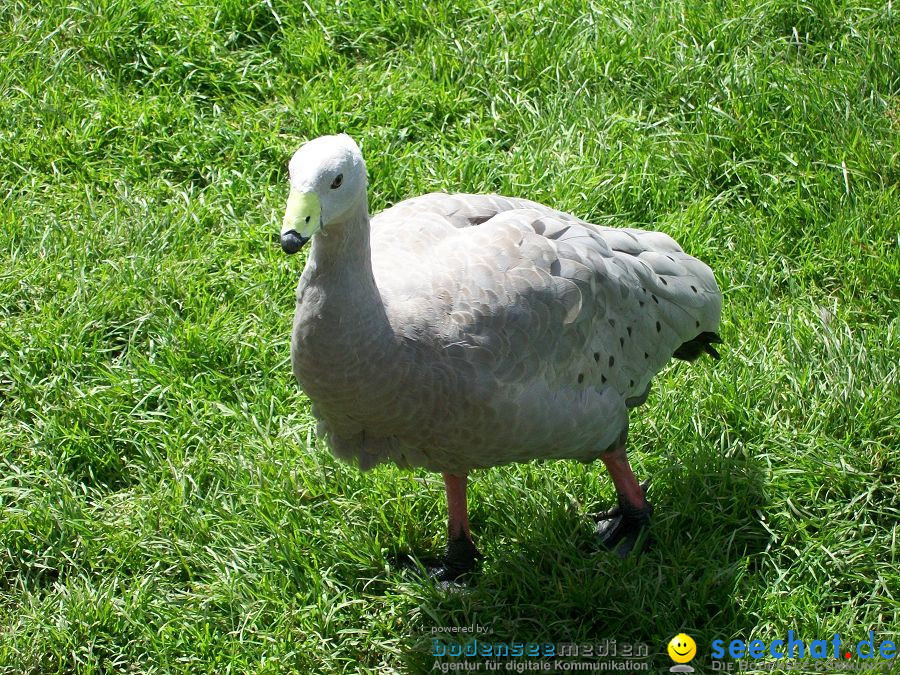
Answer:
399;533;483;585
593;481;652;557
428;534;484;583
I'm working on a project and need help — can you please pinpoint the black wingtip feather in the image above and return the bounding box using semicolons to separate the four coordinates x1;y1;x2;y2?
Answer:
673;331;723;362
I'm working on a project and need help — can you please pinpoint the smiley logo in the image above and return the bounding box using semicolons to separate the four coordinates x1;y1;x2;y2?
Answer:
667;633;696;672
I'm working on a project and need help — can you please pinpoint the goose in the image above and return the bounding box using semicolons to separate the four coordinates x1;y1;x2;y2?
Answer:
280;134;722;581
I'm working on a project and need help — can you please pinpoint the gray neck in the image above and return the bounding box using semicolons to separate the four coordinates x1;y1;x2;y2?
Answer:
291;192;411;431
298;194;394;350
305;195;373;281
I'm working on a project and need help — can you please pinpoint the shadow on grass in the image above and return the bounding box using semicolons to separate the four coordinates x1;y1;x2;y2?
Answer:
394;452;770;673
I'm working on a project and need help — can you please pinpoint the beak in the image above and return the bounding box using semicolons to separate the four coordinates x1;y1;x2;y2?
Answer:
280;230;309;254
280;189;321;254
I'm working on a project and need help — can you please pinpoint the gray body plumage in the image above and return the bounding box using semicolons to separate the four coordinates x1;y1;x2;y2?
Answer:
291;192;721;473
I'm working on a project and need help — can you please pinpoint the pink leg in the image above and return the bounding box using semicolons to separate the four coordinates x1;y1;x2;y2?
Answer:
596;440;652;556
424;472;481;581
600;448;647;509
443;472;474;542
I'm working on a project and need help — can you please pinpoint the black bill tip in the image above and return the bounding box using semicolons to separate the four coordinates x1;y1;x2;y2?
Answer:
280;230;309;254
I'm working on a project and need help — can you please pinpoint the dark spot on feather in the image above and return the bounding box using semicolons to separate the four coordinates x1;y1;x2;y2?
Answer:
667;255;675;262
652;295;658;304
627;326;632;336
642;287;647;293
619;337;624;348
644;352;649;359
609;355;615;367
594;352;600;362
691;285;697;293
639;300;644;307
660;277;667;285
601;375;607;383
578;373;584;383
696;320;700;328
630;379;634;387
546;225;571;240
656;321;661;332
608;318;616;327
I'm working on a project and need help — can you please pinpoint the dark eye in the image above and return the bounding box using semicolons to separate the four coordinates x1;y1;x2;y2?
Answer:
330;173;343;189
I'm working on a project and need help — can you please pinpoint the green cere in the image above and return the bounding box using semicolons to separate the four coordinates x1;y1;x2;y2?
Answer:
282;190;322;238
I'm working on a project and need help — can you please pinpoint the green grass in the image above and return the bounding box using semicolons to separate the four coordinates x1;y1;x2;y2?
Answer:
1;0;898;672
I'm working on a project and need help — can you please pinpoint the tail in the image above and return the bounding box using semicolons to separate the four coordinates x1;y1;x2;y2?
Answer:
673;331;722;362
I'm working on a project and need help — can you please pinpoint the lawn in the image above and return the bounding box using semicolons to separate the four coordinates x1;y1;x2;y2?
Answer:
0;0;898;672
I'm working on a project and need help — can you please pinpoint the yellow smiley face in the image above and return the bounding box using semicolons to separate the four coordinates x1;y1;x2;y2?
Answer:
667;633;697;663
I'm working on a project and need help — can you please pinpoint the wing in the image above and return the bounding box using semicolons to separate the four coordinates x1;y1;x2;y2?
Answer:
374;196;721;404
374;191;580;229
